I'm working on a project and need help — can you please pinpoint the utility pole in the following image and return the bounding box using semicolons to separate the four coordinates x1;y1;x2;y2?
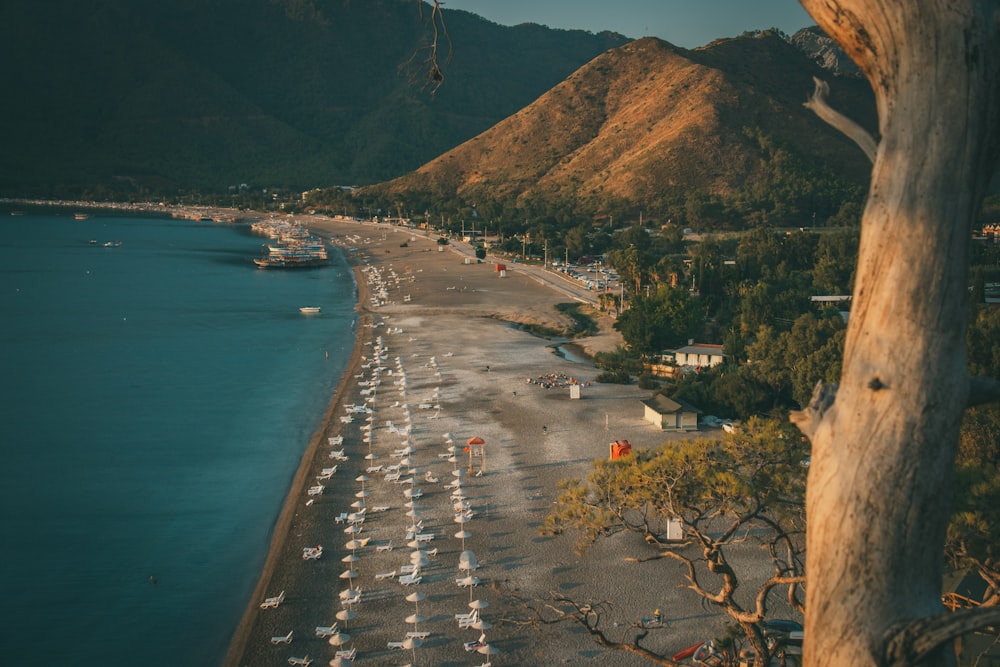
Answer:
544;239;548;269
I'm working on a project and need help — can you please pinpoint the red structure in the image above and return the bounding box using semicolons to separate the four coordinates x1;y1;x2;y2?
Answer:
609;439;632;460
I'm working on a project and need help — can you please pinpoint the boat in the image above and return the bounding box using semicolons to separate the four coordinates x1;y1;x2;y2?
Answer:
299;306;321;314
74;212;90;220
253;236;329;269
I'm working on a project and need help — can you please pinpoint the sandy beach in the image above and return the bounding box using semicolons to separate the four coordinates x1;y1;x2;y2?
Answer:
221;219;756;667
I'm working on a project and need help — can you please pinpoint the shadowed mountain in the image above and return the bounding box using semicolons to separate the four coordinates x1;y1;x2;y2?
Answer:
0;0;627;194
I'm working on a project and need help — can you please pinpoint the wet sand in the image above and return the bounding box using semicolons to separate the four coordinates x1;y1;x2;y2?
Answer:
222;220;741;667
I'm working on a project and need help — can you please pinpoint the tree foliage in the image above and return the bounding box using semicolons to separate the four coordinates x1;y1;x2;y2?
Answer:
544;417;808;664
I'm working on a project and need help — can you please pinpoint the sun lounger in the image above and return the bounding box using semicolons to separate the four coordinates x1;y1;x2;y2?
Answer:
376;541;393;552
464;634;488;652
302;546;323;560
334;512;349;523
456;576;480;588
374;570;396;581
398;574;422;585
287;656;311;666
270;630;293;644
307;485;324;496
328;435;344;445
387;641;406;650
259;590;285;609
365;465;383;473
405;631;430;639
384;471;401;482
458;615;479;629
371;505;390;513
314;624;338;638
334;648;356;660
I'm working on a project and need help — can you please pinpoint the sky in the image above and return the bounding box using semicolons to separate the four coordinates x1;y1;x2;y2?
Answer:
441;0;814;49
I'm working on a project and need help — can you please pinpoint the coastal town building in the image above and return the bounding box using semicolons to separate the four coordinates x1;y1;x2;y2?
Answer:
640;394;701;431
673;342;725;369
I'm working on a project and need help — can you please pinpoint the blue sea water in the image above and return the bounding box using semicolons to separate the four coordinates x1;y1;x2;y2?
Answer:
0;213;357;666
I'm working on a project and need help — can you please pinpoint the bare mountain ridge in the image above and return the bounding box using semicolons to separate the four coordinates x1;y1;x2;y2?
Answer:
371;32;875;214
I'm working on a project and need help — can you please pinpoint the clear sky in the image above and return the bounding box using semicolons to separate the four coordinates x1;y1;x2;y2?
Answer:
441;0;814;49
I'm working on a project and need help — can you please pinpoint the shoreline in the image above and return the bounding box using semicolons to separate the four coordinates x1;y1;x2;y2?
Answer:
221;253;373;667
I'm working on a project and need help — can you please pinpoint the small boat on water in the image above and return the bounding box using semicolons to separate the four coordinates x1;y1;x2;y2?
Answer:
299;306;321;314
74;212;90;220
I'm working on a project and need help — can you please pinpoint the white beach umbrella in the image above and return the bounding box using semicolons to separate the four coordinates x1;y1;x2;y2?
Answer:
454;529;472;551
350;500;366;509
327;631;351;646
341;553;360;564
405;612;426;626
340;569;359;580
328;656;353;667
472;618;493;631
403;488;422;499
453;513;472;525
345;539;364;551
477;643;500;656
404;508;423;518
468;598;489;610
452;468;466;477
354;489;371;498
459;550;479;571
402;636;423;664
343;524;363;534
336;608;357;628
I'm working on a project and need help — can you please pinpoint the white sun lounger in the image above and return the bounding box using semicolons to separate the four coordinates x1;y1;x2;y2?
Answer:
406;631;430;639
387;641;406;650
259;590;285;609
302;546;323;560
334;512;349;523
371;505;390;513
376;541;393;552
398;574;422;585
374;570;396;581
287;656;312;666
334;648;356;660
270;630;293;644
314;624;339;638
328;435;344;445
307;485;324;496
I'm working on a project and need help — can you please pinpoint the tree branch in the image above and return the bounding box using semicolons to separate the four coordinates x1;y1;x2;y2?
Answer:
968;377;1000;407
883;606;1000;667
803;77;877;163
789;380;838;440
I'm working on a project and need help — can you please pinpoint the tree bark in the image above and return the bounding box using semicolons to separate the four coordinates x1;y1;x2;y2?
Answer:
794;2;1000;666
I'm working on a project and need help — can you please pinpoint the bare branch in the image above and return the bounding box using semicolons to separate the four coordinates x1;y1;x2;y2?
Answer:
883;606;1000;667
968;376;1000;407
803;77;878;163
789;380;838;441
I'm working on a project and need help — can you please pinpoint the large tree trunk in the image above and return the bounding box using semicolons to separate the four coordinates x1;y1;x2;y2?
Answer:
794;2;1000;666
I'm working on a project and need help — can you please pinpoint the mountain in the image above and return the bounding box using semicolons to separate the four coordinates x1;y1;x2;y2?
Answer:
0;0;627;195
366;31;876;225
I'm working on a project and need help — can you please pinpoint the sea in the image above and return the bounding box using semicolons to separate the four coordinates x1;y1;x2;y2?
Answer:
0;212;358;666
